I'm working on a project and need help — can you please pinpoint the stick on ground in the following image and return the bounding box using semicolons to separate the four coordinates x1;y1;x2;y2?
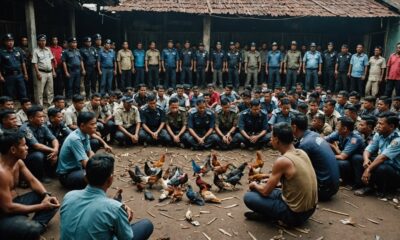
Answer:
322;208;350;216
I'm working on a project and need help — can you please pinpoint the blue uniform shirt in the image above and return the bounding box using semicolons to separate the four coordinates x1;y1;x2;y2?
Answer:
303;51;323;69
267;50;282;68
238;109;268;134
298;130;339;186
19;122;56;149
80;47;97;67
161;48;178;68
0;47;24;72
268;108;296;125
57;129;91;175
335;103;346;117
188;109;215;132
180;49;194;67
226;50;241;68
325;131;365;157
366;131;400;171
62;49;82;69
194;50;209;68
140;106;166;131
133;49;145;67
98;49;115;69
350;53;369;78
211;50;226;70
60;185;133;240
261;101;277;114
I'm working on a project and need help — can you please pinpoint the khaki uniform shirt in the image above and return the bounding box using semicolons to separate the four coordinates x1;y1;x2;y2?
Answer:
117;49;133;70
166;110;187;131
368;56;386;81
216;110;237;131
64;105;79;127
83;102;101;119
284;50;302;69
32;47;54;71
245;51;260;69
145;49;160;65
114;106;141;128
16;109;28;126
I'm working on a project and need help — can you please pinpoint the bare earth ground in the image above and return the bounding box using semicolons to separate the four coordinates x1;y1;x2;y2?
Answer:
38;146;400;240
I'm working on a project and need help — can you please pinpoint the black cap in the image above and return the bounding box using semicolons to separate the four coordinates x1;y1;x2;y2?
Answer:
229;41;235;46
272;42;278;46
2;33;13;41
93;34;102;40
105;39;112;44
37;34;47;41
250;42;256;47
68;37;77;43
183;84;191;90
216;41;222;46
168;39;174;43
199;42;204;47
83;36;91;42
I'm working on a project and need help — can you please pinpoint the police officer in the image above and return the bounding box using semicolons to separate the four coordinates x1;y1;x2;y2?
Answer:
244;42;260;89
139;94;169;146
83;93;114;139
268;98;297;126
117;41;134;90
233;99;268;149
225;42;241;90
266;42;282;90
193;43;209;88
47;107;71;146
114;96;141;146
211;41;226;88
80;36;98;98
62;37;85;99
19;105;59;182
161;40;179;89
335;44;352;92
0;33;28;100
165;97;187;148
93;33;103;91
97;39;116;95
283;41;302;91
323;42;337;92
133;42;145;86
259;43;268;85
145;41;161;89
179;40;194;86
215;98;238;149
303;42;322;91
184;98;218;150
325;117;365;189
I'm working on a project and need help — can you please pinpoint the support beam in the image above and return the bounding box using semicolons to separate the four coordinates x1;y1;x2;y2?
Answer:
203;16;211;52
25;0;37;52
69;6;76;37
385;18;400;57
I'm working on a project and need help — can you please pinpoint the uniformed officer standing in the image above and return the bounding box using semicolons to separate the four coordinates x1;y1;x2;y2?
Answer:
114;96;141;146
165;97;187;148
283;41;302;91
32;34;56;105
161;40;179;89
145;41;161;89
225;42;241;90
80;37;98;98
233;99;268;149
179;40;194;86
303;42;322;91
93;34;103;92
62;37;85;99
133;42;145;86
215;98;238;149
266;42;282;90
348;44;369;96
98;39;116;95
19;105;59;182
193;43;209;88
0;33;28;100
323;42;337;92
259;43;268;85
335;44;351;92
211;42;226;88
117;41;134;91
139;94;169;146
244;42;261;89
184;99;218;150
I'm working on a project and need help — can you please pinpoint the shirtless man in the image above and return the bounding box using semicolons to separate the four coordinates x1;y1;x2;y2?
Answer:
0;131;59;240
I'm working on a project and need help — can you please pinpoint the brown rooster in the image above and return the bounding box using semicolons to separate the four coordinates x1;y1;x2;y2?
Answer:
196;175;212;191
211;151;221;167
200;188;221;203
171;186;184;202
249;151;264;173
147;169;163;188
213;163;234;175
152;153;166;168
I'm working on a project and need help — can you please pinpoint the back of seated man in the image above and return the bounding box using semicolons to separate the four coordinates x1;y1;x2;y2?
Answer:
60;153;153;240
57;112;97;190
0;131;60;240
292;113;339;201
244;122;317;227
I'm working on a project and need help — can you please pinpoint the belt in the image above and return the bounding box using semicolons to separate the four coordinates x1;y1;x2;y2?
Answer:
4;70;21;76
101;66;114;69
306;68;318;70
149;64;159;67
39;69;52;73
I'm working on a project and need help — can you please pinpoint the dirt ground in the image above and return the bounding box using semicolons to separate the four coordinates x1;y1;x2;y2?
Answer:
38;146;400;240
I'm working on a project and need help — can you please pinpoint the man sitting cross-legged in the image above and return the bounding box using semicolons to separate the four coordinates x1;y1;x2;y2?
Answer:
60;153;154;240
243;122;317;227
0;131;59;240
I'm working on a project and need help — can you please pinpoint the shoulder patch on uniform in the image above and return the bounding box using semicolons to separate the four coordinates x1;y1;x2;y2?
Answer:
351;137;357;144
25;129;34;140
390;140;399;147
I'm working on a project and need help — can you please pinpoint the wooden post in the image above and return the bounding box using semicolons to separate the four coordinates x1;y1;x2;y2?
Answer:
69;6;76;37
203;16;211;52
24;0;37;52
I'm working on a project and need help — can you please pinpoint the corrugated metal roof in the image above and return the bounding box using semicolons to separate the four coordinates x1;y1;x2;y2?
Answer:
106;0;399;17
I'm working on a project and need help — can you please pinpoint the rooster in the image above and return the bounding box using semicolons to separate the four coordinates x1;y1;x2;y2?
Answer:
128;166;145;184
211;151;221;167
186;184;205;206
249;151;264;174
225;162;247;179
171;186;184;202
152;153;166;168
191;159;212;176
144;161;161;176
213;174;234;191
200;188;221;203
196;175;212;191
213;163;234;175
